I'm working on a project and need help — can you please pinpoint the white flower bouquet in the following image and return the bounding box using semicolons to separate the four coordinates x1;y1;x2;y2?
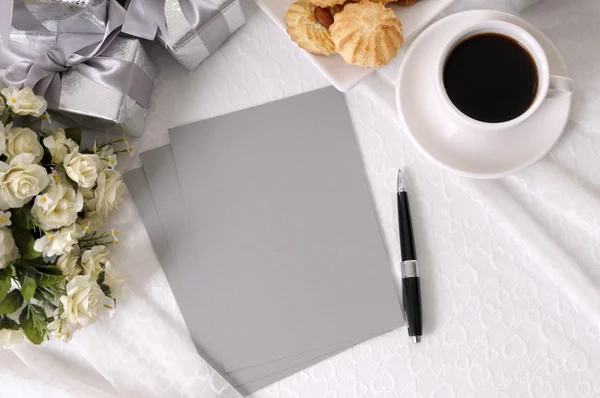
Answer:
0;87;130;347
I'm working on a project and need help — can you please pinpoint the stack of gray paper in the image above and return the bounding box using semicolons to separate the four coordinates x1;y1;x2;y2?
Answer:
124;87;403;396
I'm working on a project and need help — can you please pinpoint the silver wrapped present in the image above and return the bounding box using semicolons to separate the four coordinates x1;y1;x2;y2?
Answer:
161;0;245;70
122;0;245;71
57;37;156;137
1;29;156;137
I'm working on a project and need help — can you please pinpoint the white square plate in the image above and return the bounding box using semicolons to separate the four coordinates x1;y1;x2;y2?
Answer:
255;0;455;91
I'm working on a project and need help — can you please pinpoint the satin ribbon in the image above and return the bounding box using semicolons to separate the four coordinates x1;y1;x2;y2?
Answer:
122;0;167;40
121;0;222;43
0;0;153;110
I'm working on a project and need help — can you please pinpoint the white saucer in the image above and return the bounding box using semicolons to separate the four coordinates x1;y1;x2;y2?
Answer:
395;10;572;179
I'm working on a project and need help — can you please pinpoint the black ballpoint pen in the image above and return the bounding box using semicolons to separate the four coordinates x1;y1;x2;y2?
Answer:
397;170;423;343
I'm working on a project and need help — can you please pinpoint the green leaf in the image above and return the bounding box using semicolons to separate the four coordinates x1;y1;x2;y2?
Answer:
0;269;11;302
100;283;111;297
21;274;37;302
11;227;41;260
0;290;24;315
64;127;82;146
19;304;46;345
97;271;105;285
34;283;64;305
33;265;65;286
0;316;19;330
11;205;44;235
15;258;46;268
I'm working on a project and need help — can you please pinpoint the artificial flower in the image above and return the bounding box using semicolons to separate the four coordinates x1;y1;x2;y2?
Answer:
0;153;49;210
34;223;83;258
5;126;44;162
103;260;124;299
0;210;10;227
63;146;101;188
47;308;76;339
81;245;110;279
0;329;24;348
111;228;119;245
0;87;47;117
0;96;6;116
84;169;125;217
78;186;94;201
60;275;110;328
35;192;53;211
0;227;19;269
56;246;82;279
48;169;62;185
106;155;117;170
42;128;78;164
32;183;83;230
78;212;104;233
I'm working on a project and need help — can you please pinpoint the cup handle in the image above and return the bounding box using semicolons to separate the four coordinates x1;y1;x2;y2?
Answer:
547;75;574;99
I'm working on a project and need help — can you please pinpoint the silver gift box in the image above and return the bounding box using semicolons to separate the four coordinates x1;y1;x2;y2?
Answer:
160;0;245;70
57;36;156;137
21;0;109;34
2;31;155;137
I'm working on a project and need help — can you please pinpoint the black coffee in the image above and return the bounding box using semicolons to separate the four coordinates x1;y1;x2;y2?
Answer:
443;33;538;123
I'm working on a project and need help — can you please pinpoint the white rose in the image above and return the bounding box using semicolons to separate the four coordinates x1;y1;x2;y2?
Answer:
42;128;77;164
33;223;83;258
0;154;49;210
5;126;44;163
1;87;47;117
0;329;24;348
31;183;83;230
103;260;124;299
84;169;125;217
63;146;100;188
57;246;82;279
0;227;19;269
81;245;109;279
60;275;109;328
78;186;94;201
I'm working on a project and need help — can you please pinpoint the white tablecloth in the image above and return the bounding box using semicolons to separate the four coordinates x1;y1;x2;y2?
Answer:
3;0;600;397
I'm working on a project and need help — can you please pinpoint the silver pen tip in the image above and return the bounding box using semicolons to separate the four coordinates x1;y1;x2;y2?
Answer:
412;336;421;343
397;169;406;192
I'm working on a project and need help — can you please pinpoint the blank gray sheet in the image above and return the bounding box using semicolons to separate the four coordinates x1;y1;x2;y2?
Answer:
168;87;403;372
125;87;403;394
130;147;387;393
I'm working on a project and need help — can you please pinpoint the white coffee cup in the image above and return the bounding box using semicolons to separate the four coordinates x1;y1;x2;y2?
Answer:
435;20;574;131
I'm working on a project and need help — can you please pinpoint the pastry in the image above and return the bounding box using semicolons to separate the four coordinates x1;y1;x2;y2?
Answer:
286;1;336;55
308;0;345;8
330;0;404;68
329;0;357;15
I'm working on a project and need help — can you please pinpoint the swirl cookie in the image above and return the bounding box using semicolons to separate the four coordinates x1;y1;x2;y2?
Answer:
330;0;404;68
286;1;336;55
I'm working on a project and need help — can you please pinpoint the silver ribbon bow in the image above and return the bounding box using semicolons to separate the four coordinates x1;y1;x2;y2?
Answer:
0;0;153;110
